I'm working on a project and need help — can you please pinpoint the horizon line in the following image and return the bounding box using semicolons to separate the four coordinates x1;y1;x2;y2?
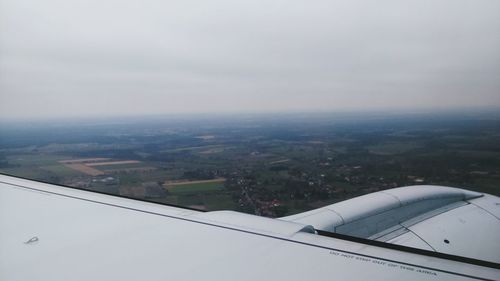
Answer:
1;107;500;124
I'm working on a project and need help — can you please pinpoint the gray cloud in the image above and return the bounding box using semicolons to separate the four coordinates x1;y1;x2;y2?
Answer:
1;0;499;119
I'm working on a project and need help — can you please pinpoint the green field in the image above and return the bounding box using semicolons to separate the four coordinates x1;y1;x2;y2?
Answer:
0;154;83;179
6;154;69;166
167;182;225;194
40;164;84;176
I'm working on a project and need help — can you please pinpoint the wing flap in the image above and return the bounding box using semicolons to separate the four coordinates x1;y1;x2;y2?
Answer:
281;185;500;263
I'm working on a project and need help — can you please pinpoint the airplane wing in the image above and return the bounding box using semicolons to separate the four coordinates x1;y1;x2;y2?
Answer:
281;185;500;264
1;174;499;281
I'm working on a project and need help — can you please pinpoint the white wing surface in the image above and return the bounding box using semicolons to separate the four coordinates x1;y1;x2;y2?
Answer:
1;175;499;281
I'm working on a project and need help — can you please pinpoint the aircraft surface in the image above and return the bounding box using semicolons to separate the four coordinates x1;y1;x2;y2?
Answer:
1;173;499;281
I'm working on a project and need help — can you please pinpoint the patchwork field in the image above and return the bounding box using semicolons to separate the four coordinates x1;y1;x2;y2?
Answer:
2;113;499;216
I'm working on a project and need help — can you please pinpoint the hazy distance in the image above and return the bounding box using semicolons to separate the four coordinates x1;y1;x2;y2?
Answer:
1;0;499;120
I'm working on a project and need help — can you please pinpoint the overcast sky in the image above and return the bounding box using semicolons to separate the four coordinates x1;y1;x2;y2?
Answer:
0;0;499;120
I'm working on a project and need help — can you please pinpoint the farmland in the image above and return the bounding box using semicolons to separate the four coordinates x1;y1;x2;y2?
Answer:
1;112;499;216
165;179;226;194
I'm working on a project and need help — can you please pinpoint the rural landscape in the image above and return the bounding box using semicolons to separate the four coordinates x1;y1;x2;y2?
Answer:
1;112;499;217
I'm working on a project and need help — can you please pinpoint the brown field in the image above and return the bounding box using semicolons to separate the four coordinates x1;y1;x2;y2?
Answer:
86;160;141;166
164;178;226;186
64;163;104;176
59;158;110;164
